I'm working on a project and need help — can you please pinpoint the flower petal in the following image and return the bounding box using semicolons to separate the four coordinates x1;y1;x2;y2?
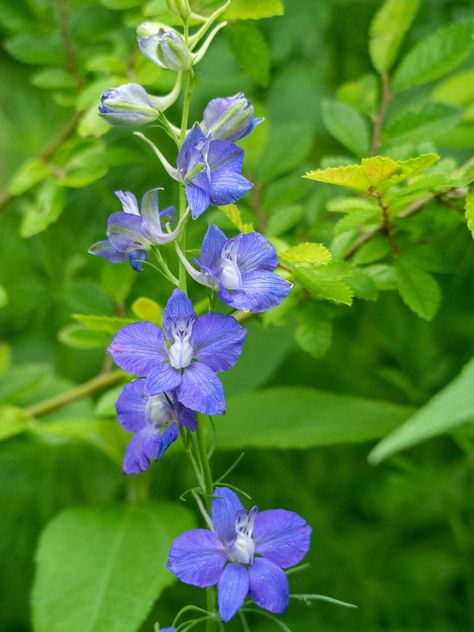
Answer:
186;176;211;220
145;362;182;395
108;322;167;376
248;558;289;615
140;187;166;240
175;398;197;431
122;426;162;475
115;379;148;432
221;270;291;313
115;190;139;215
218;563;249;622
167;529;226;587
199;223;226;272
163;289;196;342
207;139;244;174
156;422;179;459
107;211;147;252
177;123;207;175
209;170;253;207
211;486;244;543
254;510;312;568
177;363;225;415
235;232;279;272
88;240;129;264
128;249;147;272
192;313;246;372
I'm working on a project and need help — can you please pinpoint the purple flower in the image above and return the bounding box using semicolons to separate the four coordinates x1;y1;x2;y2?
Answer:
138;27;192;72
167;487;312;622
202;93;263;142
98;83;160;127
177;124;253;220
88;188;178;271
179;224;292;312
116;379;196;475
158;628;176;632
108;289;246;415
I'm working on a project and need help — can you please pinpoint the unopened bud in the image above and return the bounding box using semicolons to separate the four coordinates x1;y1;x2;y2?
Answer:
202;93;263;141
137;25;192;72
98;83;160;127
166;0;191;20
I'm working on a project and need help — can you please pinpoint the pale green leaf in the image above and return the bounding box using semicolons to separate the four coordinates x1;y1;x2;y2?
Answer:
226;22;271;87
322;100;370;157
369;0;421;74
8;159;51;196
219;204;254;233
58;324;110;350
431;68;474;106
293;264;354;306
369;358;474;463
72;314;136;335
4;34;65;65
336;74;379;116
392;21;474;92
280;243;332;265
334;208;378;236
221;0;284;20
20;181;66;238
465;187;474;239
31;68;75;90
132;297;163;324
394;257;441;320
0;343;11;378
0;405;34;441
32;503;195;632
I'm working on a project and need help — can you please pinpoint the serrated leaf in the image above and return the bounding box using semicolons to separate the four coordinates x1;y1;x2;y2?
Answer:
32;503;195;632
321;100;370;157
226;22;270;87
383;102;463;145
327;197;377;214
280;243;332;265
0;405;35;441
369;358;474;463
8;159;51;196
58;324;110;349
293;264;354;306
465;187;474;238
394;257;441;320
295;306;333;359
132;297;163;324
72;314;136;335
219;204;254;233
392;21;474;92
369;0;421;74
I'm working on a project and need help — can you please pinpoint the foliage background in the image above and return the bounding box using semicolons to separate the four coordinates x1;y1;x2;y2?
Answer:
1;0;474;631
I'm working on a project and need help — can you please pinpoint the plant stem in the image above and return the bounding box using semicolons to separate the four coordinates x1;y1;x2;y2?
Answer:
370;73;392;155
177;70;193;293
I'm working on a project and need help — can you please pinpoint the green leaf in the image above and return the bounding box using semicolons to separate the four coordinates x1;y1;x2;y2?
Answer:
279;243;332;265
0;284;8;308
132;297;163;324
369;0;421;74
219;204;254;233
295;306;333;359
465;187;474;239
78;105;110;139
32;503;195;632
226;22;270;87
4;34;65;65
431;68;474;106
31;68;75;90
8;159;51;196
258;122;313;183
58;324;111;350
336;74;379;116
266;205;303;237
353;235;390;265
0;405;34;441
383;102;463;145
72;314;136;335
392;21;474;92
99;0;142;8
20;181;66;238
221;0;284;20
321;100;371;157
334;208;378;236
369;358;474;463
394;257;441;320
0;343;11;377
293;263;354;306
101;264;136;306
218;387;413;449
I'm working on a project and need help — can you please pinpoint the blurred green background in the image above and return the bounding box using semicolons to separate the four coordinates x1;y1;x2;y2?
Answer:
1;1;474;631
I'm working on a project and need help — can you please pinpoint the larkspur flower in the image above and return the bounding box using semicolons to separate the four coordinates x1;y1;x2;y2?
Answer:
98;83;160;127
177;224;292;312
138;26;192;72
167;487;311;622
202;93;263;142
116;379;196;475
177;124;253;219
89;188;181;271
108;289;246;415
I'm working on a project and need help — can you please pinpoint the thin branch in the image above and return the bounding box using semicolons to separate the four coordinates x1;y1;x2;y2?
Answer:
57;0;83;91
370;73;392;156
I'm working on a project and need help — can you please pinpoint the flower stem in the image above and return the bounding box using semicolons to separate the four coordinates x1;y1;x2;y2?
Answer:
177;69;193;294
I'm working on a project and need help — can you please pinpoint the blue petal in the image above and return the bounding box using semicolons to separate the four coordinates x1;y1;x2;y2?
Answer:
122;426;162;475
199;224;226;272
145;362;182;395
218;563;249;622
115;379;148;432
177;363;226;415
177;123;208;175
235;232;279;272
211;486;244;543
140;187;165;239
167;529;226;587
163;289;196;342
175;398;197;431
107;211;147;252
115;190;139;215
207;139;244;174
210;170;253;207
108;322;167;376
235;270;292;312
156;422;179;459
128;249;147;271
248;558;289;615
254;509;312;569
186;173;211;219
192;313;246;372
88;240;129;264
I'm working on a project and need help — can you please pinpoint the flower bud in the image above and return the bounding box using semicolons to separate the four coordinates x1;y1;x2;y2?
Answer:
166;0;191;20
98;83;160;127
202;93;263;141
137;26;192;72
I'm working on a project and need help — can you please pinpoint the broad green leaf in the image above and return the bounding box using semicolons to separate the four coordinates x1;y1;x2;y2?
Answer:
369;358;474;463
0;405;35;441
222;0;283;20
279;243;332;265
0;364;53;405
266;205;303;237
4;34;65;65
394;257;441;320
366;263;397;291
58;324;110;350
383;102;463;145
31;68;75;90
334;208;378;236
293;263;354;306
95;386;124;417
353;235;390;265
392;21;474;92
295;306;333;359
101;264;136;306
219;204;254;233
132;297;163;324
321;100;370;157
369;0;420;74
257;122;314;183
465;187;474;239
226;22;271;87
78;105;110;138
218;387;413;449
8;159;51;195
336;74;379;116
327;197;377;214
32;503;195;632
348;266;378;301
20;181;66;238
389;153;440;183
72;314;136;335
431;69;474;106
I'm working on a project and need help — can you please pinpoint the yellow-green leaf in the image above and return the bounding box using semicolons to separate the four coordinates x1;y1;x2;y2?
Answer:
132;297;163;324
0;404;35;441
465;187;474;239
219;204;254;233
72;314;136;334
280;242;332;265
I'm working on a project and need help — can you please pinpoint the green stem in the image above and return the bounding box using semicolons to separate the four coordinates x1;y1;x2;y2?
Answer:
177;70;193;293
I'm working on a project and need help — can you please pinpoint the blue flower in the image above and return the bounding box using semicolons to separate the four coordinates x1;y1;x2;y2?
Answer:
116;379;196;475
177;124;253;219
89;188;180;271
138;27;192;72
167;487;312;622
178;224;292;312
108;289;246;415
202;93;263;142
98;83;160;127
